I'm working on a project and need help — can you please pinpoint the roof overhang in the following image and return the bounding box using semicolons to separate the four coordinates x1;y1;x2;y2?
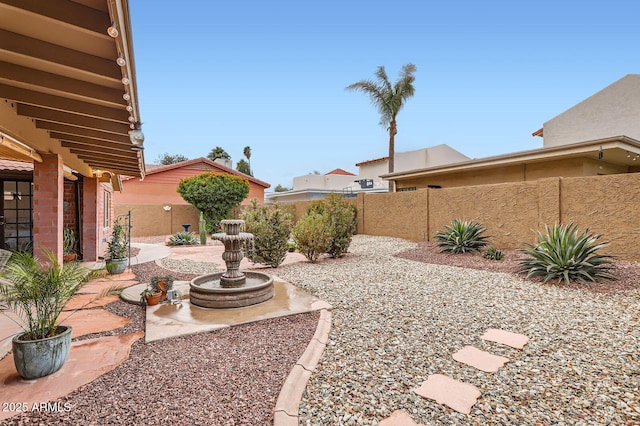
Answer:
382;136;640;181
0;0;145;178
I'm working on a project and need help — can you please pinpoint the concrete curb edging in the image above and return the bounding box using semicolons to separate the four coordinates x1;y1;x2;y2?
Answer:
274;309;333;425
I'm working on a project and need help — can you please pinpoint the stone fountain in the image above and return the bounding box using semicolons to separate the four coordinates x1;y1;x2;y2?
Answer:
189;219;274;308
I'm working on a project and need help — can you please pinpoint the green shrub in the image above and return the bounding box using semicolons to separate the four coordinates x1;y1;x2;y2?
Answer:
518;223;617;284
435;219;489;254
177;172;249;233
308;193;357;258
241;200;293;267
167;231;199;246
292;212;331;263
483;245;504;260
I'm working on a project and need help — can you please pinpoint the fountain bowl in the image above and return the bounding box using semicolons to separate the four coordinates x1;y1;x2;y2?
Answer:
190;271;274;308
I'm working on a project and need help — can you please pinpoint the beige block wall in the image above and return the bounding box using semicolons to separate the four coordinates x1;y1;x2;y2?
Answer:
115;204;200;237
358;190;429;241
560;173;640;260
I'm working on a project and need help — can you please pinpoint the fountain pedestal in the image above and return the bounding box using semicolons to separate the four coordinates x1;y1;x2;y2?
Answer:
189;219;274;308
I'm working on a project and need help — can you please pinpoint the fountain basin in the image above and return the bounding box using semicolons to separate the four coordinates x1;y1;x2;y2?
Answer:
190;271;274;308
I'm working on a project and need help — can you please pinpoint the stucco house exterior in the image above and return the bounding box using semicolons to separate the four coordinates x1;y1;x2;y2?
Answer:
0;0;145;261
114;157;270;237
265;145;469;204
385;75;640;190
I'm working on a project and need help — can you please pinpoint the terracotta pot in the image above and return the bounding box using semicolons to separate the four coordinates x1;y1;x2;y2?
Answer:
145;292;162;306
63;253;77;262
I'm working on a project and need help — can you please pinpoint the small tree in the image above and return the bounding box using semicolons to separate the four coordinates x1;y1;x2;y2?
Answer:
274;184;291;192
309;193;357;258
242;200;293;267
177;172;249;233
236;159;252;176
156;152;188;165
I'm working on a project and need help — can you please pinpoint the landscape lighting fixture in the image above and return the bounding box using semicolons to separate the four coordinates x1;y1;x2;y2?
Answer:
116;54;126;67
107;23;118;38
129;122;145;150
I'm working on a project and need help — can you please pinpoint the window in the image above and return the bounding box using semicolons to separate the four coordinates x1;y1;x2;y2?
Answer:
103;190;111;227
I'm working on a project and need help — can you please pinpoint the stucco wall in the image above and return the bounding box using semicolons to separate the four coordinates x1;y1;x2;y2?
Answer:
349;173;640;260
115;204;200;237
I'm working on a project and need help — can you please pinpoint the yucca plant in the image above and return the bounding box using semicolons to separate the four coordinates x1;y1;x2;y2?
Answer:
435;219;489;254
167;231;199;246
518;223;617;284
483;245;504;260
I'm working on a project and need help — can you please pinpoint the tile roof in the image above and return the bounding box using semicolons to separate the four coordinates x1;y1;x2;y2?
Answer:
355;156;389;167
0;159;33;172
325;168;356;176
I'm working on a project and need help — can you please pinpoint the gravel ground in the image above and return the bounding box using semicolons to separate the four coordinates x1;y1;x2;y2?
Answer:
3;258;319;425
275;235;640;425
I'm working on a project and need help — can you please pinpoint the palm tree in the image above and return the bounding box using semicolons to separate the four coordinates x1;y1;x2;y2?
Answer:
243;146;251;175
207;146;230;162
346;63;417;188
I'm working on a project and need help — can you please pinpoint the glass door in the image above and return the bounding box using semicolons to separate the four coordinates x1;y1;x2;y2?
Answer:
1;180;33;251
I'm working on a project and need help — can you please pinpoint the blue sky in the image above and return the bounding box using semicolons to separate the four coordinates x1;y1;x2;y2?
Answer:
129;0;640;190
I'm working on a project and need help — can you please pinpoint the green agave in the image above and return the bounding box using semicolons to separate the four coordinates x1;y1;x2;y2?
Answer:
435;219;489;254
518;223;617;284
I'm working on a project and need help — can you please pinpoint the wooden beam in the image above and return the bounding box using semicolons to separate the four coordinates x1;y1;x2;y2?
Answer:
53;133;132;151
17;104;130;135
0;29;120;80
0;84;128;122
0;0;110;35
0;61;123;106
35;121;131;143
80;159;141;173
61;141;136;159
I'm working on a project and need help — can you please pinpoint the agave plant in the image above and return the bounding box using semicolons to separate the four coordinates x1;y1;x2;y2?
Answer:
518;223;617;284
435;219;489;254
167;231;199;246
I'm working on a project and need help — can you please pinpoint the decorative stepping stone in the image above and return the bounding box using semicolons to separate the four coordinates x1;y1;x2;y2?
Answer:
481;328;529;349
452;345;510;373
413;374;481;414
379;410;423;425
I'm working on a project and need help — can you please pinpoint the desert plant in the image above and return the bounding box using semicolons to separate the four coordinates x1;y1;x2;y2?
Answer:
167;231;199;246
308;193;357;258
518;223;617;284
242;200;293;267
483;245;504;260
177;172;249;233
435;219;489;254
292;212;331;263
0;249;104;340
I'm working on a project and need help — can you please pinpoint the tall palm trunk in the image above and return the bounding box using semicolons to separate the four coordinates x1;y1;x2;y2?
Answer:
388;119;397;192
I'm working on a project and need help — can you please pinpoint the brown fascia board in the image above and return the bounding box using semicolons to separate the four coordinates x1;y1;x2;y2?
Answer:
142;157;271;188
383;136;640;180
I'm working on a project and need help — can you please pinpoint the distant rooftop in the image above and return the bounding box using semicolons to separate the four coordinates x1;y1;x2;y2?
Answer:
325;168;356;176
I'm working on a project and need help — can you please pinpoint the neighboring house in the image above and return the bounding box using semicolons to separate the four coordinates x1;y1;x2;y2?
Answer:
114;157;270;237
265;145;470;204
385;75;640;190
0;1;145;261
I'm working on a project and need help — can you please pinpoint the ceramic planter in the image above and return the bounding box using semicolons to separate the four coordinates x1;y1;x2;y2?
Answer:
106;258;127;274
12;325;72;379
145;291;162;306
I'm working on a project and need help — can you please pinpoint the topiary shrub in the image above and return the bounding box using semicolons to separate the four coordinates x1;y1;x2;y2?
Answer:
518;223;617;284
241;200;293;268
435;218;489;254
308;193;357;258
177;172;249;234
292;212;331;263
483;245;504;260
167;231;199;246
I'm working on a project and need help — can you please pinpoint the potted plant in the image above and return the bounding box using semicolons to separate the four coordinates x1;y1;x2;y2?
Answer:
140;282;162;306
105;217;129;275
151;275;174;300
63;227;77;262
0;249;103;379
